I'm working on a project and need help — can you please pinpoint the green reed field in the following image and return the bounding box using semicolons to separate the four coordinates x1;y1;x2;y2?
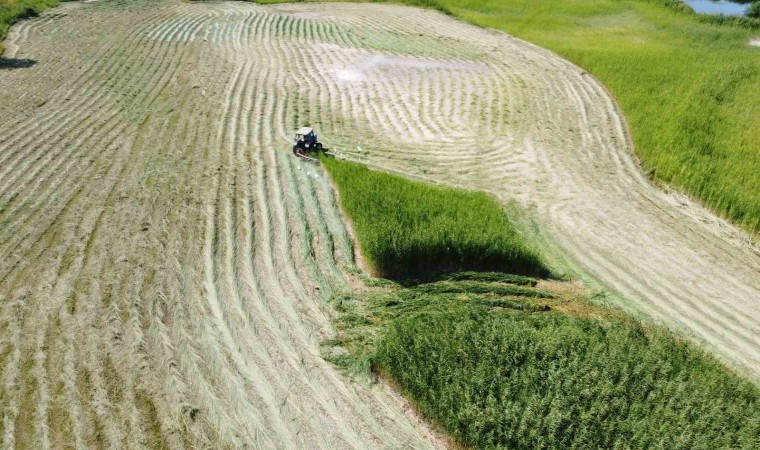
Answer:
0;0;60;55
325;274;760;449
321;156;548;277
377;297;760;449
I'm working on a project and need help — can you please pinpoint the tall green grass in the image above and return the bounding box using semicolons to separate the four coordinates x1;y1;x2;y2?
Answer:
322;157;548;277
0;0;60;55
325;275;760;449
377;303;760;449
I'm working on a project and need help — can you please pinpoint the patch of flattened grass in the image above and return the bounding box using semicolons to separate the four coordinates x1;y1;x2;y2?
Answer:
322;274;556;378
444;271;536;286
409;280;554;298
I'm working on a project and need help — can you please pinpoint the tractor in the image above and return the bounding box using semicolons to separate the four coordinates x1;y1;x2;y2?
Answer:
292;127;323;159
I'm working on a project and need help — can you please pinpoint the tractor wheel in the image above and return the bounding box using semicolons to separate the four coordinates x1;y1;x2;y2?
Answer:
316;143;323;151
293;146;298;156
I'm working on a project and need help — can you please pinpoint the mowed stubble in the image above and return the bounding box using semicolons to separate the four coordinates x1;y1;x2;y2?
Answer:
0;1;440;447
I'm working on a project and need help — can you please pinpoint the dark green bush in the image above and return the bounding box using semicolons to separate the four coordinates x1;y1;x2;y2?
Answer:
748;2;760;19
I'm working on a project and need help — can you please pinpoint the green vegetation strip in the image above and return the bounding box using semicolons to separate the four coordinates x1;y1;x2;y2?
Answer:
0;0;61;55
325;277;760;449
377;304;760;449
322;156;547;277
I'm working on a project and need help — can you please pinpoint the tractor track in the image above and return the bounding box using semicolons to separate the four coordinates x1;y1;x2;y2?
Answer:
0;0;758;447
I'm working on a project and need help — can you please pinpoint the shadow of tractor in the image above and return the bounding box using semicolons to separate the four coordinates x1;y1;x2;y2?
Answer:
0;58;37;70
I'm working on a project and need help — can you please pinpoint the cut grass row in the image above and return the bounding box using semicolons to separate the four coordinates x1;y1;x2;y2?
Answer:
323;157;760;448
321;156;548;278
0;0;61;55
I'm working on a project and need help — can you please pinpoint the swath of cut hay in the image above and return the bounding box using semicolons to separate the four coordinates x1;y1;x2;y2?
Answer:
0;1;435;447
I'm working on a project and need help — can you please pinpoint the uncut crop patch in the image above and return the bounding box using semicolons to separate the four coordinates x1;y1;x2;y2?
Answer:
378;302;760;450
322;156;547;278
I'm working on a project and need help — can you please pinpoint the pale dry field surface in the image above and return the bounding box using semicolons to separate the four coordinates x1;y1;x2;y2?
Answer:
0;0;759;448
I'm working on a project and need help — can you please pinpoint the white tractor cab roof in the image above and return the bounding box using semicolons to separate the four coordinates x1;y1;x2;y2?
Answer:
296;127;314;136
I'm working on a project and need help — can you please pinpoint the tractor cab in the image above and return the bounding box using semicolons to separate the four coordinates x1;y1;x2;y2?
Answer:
293;127;323;157
295;127;316;145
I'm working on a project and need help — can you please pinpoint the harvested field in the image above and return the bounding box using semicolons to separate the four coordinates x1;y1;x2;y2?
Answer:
0;1;442;447
0;0;758;447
